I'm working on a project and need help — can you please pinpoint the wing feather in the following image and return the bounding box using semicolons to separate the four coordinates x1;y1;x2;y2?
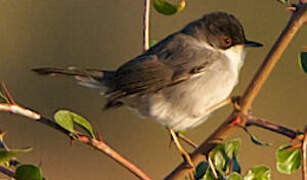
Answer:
105;32;220;108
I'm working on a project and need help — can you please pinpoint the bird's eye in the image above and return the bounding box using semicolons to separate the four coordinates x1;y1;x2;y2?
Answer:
221;36;232;48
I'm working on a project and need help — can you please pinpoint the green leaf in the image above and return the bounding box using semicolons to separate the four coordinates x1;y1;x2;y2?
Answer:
227;172;243;180
54;110;96;138
153;0;185;15
276;144;301;174
199;169;215;180
232;155;241;174
54;110;74;133
0;148;32;165
298;52;307;73
70;112;96;138
15;164;43;180
244;128;269;146
225;139;241;158
250;134;269;146
194;161;209;179
210;144;228;173
244;166;271;180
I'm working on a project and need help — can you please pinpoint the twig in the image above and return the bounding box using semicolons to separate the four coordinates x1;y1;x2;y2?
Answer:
302;129;307;180
245;115;299;139
0;166;15;178
143;0;150;51
165;3;307;180
77;134;153;180
0;103;153;180
0;104;40;120
1;82;16;105
240;3;307;114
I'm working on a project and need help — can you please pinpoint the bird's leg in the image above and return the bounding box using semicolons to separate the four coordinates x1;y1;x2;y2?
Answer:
177;133;198;149
204;98;232;115
169;129;194;168
204;96;242;115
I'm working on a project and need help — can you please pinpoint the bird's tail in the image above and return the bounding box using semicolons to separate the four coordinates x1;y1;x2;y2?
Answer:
32;67;115;95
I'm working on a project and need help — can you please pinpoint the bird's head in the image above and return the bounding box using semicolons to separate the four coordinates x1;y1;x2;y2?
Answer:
183;11;263;50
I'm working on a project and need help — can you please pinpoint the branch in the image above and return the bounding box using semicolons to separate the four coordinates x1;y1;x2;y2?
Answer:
143;0;150;51
165;3;307;180
0;103;153;180
302;129;307;180
0;166;15;178
245;115;300;139
240;3;307;113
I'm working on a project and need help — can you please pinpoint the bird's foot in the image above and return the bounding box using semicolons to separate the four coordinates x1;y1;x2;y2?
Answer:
181;150;194;168
177;133;198;149
231;96;241;111
169;129;194;168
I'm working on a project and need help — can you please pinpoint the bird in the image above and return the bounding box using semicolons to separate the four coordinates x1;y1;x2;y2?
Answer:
33;11;262;167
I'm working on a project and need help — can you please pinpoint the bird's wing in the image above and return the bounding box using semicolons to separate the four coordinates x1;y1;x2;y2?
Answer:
105;33;220;108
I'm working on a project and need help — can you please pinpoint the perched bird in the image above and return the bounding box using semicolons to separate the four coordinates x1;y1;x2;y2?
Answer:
33;11;262;167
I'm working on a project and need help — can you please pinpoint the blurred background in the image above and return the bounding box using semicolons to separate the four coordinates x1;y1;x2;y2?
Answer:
0;0;306;179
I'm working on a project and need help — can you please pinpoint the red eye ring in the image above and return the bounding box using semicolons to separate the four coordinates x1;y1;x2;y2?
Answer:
221;36;232;48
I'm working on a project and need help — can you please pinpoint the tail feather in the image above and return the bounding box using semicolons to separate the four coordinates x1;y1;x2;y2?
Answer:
33;67;97;77
32;67;116;94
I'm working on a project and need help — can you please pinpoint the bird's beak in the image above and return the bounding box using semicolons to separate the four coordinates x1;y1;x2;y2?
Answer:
244;40;263;48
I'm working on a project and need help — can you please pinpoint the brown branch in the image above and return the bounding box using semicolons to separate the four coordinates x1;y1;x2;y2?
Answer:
143;0;150;51
245;115;300;139
302;129;307;180
165;3;307;180
1;82;16;105
240;3;307;114
0;103;153;180
0;166;15;178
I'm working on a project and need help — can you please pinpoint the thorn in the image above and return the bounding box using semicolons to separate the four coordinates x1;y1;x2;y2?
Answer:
70;137;75;146
38;161;43;168
1;82;17;105
96;131;103;142
287;143;302;150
